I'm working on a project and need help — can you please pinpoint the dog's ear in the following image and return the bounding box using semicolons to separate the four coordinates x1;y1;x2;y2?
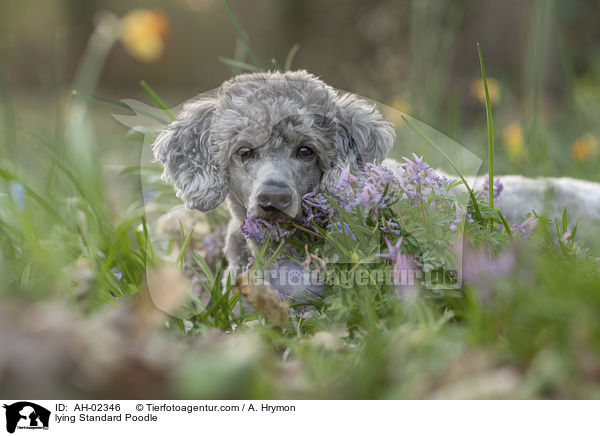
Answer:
334;93;395;164
320;93;395;197
153;98;229;211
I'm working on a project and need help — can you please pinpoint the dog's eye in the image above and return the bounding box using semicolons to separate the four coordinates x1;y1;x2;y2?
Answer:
296;146;314;159
237;147;255;161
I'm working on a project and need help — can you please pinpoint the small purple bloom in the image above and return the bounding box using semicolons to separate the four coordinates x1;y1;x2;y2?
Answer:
336;163;400;213
246;256;255;271
241;213;290;243
326;221;357;241
380;219;402;235
298;189;335;231
375;236;417;273
481;179;504;200
560;231;572;244
377;236;420;296
241;213;268;242
334;165;359;198
113;271;123;282
397;154;447;205
511;216;538;238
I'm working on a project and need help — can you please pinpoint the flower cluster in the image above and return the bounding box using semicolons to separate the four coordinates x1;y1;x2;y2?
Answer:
333;163;400;213
511;216;538;238
397;154;447;205
251;159;451;244
298;189;335;231
326;221;357;241
480;179;504;201
241;213;290;243
380;219;402;235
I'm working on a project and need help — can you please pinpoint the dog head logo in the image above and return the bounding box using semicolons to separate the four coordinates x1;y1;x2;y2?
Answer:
2;402;50;434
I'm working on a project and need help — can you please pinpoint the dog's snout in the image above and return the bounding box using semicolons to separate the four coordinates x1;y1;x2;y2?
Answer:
257;182;293;212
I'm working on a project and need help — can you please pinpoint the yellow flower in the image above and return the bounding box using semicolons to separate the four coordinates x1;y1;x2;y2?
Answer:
383;95;411;125
121;9;169;62
571;133;598;163
502;122;524;158
470;78;501;106
387;96;412;114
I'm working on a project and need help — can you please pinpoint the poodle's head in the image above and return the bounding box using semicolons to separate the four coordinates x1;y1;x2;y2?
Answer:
153;70;395;222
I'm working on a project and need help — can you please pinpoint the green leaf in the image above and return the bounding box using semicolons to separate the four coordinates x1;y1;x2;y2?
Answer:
140;80;175;121
218;57;262;72
477;42;495;210
284;44;301;71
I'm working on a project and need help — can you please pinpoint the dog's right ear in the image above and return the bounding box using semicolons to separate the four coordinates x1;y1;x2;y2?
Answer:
153;98;229;211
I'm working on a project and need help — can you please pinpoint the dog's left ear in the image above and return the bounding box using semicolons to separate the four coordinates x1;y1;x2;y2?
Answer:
320;93;395;197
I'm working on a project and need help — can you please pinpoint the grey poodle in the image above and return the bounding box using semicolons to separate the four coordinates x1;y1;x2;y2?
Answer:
153;70;394;278
154;70;600;280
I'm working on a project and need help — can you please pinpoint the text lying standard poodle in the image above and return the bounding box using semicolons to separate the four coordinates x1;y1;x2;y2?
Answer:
153;70;600;279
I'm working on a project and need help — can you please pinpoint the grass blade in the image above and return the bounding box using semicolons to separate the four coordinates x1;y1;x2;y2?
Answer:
497;210;513;238
140;80;175;121
222;0;261;68
284;44;301;71
477;42;495;209
72;90;170;125
218;57;262;72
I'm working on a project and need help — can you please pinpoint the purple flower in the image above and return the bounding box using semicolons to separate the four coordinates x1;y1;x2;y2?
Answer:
326;221;357;240
356;182;384;210
511;216;538;238
480;179;504;200
376;236;418;273
298;189;336;231
333;163;400;213
397;154;447;205
241;213;290;243
113;271;122;282
380;219;402;235
334;166;359;198
376;236;421;297
400;154;447;187
376;236;404;262
246;256;255;271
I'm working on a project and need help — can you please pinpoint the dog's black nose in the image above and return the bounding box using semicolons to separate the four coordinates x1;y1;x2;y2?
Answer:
257;182;292;212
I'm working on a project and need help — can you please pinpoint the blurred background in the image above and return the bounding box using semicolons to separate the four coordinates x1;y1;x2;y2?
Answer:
1;0;599;182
